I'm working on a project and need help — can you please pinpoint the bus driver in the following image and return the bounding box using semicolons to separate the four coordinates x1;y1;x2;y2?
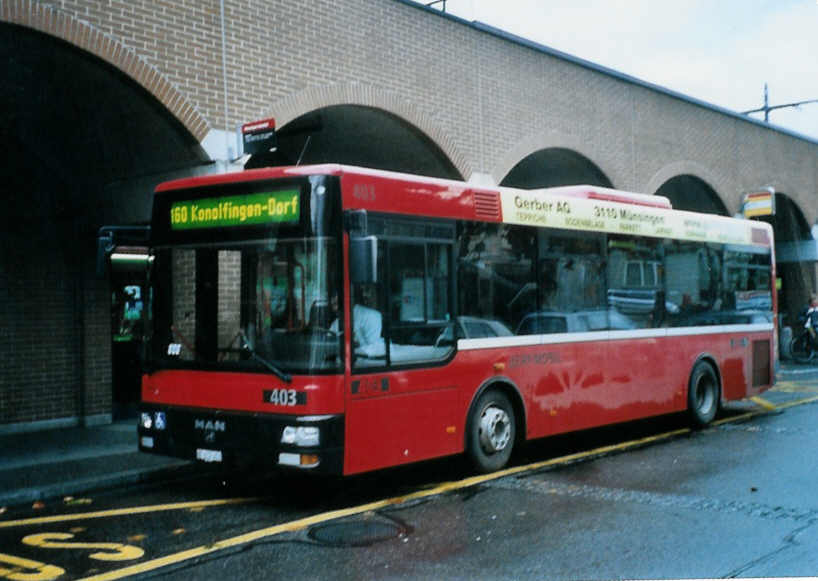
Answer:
330;285;383;354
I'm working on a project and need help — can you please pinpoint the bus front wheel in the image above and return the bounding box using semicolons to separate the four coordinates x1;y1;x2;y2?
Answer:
687;361;719;428
467;389;516;473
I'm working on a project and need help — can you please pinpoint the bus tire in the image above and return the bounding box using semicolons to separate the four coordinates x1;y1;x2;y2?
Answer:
687;361;719;428
467;389;516;473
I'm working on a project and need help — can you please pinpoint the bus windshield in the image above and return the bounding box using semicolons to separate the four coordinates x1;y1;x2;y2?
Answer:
149;236;343;374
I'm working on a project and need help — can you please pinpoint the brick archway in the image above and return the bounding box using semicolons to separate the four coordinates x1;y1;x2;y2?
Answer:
2;0;210;141
493;129;622;189
645;161;728;212
268;82;470;180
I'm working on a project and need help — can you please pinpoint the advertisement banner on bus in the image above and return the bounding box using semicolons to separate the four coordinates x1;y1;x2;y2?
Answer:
501;191;758;246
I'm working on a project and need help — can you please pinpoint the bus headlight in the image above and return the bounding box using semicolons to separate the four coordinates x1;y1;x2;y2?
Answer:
140;412;153;430
281;426;320;447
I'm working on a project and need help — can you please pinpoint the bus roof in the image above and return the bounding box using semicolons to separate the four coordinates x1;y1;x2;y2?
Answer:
153;164;772;248
536;185;671;209
154;164;349;193
154;165;664;207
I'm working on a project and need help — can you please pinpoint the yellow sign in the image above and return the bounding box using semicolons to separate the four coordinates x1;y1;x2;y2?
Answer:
170;190;300;230
500;191;763;246
742;187;775;218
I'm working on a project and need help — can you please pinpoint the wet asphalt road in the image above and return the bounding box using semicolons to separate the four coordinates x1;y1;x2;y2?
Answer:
169;401;818;580
3;385;818;580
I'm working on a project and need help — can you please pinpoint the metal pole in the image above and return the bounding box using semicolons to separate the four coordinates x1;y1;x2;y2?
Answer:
741;82;818;122
220;0;231;158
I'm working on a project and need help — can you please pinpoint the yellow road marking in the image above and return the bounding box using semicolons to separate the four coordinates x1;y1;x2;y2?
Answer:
73;430;705;580
770;380;818;393
6;393;814;581
772;394;818;410
749;396;777;411
0;499;255;529
23;533;145;561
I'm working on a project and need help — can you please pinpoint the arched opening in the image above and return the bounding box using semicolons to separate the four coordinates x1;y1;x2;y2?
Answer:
654;175;728;215
246;105;462;180
757;194;815;328
1;23;209;429
499;148;613;189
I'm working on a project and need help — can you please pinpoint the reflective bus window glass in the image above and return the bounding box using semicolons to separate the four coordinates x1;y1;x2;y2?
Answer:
522;230;606;334
457;223;536;335
607;236;663;329
218;250;242;358
665;241;725;327
351;238;388;369
722;248;773;322
152;239;342;373
385;241;452;364
171;249;196;361
352;233;454;370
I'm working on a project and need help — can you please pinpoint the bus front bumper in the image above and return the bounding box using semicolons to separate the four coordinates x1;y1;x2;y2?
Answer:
137;405;344;475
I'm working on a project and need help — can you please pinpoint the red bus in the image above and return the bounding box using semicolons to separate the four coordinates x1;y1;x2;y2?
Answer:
137;164;775;474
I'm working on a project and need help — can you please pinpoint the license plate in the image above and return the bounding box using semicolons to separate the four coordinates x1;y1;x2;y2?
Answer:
196;448;223;463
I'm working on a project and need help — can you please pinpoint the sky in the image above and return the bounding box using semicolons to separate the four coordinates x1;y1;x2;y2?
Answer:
440;0;818;141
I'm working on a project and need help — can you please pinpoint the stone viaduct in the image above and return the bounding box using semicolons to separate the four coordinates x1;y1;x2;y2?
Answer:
1;0;816;430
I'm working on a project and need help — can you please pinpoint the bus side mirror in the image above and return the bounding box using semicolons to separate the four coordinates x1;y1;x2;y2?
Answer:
350;236;378;284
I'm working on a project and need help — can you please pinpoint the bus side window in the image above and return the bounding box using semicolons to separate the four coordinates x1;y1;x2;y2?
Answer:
607;235;662;329
352;238;388;369
457;222;536;335
354;238;454;369
388;242;452;355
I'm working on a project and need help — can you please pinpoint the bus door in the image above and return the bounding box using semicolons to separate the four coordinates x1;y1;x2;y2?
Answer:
344;218;461;475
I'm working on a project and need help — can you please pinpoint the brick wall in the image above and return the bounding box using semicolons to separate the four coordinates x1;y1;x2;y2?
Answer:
173;249;197;362
4;0;811;219
1;229;78;426
82;265;113;419
218;250;242;351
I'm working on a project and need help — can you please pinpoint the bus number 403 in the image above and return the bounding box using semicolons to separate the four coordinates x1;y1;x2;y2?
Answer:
264;388;304;406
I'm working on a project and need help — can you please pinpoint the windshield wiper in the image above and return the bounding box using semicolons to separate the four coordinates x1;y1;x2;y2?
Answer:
240;331;292;383
170;324;198;358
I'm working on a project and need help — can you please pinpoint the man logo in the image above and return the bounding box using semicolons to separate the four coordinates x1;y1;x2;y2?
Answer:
194;419;226;432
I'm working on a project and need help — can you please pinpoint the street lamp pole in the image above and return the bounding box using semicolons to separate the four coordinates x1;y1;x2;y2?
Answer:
742;82;818;122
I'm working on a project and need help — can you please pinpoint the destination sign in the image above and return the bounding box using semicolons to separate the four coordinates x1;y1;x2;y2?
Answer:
169;190;300;230
500;191;763;246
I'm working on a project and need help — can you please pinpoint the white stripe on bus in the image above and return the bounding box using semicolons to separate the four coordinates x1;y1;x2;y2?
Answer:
457;323;774;351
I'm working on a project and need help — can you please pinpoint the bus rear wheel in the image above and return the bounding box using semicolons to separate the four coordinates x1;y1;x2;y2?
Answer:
467;389;516;473
687;361;719;428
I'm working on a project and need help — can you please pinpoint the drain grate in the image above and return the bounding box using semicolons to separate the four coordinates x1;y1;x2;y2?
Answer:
308;519;406;547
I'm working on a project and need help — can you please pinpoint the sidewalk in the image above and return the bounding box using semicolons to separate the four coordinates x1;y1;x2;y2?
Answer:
776;359;818;382
0;420;191;508
1;362;817;509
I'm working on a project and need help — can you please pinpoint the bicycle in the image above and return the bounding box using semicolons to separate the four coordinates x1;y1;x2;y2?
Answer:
790;328;817;363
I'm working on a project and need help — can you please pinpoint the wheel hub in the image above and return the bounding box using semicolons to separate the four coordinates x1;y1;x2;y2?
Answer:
696;378;715;412
478;405;511;454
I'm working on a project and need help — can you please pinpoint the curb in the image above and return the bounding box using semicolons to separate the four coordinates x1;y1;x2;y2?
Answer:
0;460;193;508
777;368;818;382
